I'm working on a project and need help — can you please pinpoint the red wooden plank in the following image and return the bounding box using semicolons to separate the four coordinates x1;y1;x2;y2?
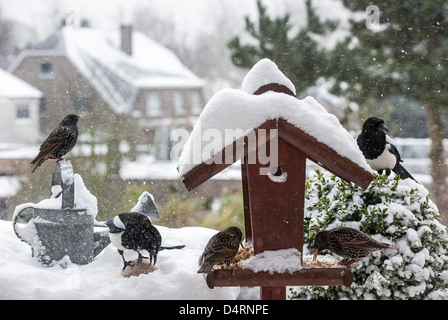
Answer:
180;121;278;191
278;119;374;189
261;286;286;300
241;157;252;243
246;136;306;255
206;267;353;289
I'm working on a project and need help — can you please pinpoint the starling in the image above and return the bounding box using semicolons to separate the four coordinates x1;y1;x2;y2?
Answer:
198;226;243;273
105;212;185;270
313;227;397;265
31;114;85;172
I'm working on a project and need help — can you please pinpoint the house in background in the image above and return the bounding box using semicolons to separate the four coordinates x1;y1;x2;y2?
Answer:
0;69;42;219
0;68;42;145
9;23;205;161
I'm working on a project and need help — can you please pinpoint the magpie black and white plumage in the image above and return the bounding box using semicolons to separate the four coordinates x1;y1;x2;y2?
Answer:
105;212;185;270
357;117;417;182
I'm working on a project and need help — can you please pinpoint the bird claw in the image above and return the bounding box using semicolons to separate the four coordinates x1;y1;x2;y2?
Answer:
122;260;135;270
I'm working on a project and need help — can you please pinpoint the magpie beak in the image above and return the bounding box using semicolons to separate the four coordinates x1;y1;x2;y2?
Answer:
379;123;389;133
105;219;124;233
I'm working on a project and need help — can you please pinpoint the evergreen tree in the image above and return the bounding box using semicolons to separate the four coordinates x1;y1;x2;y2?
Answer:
328;1;448;222
228;0;332;94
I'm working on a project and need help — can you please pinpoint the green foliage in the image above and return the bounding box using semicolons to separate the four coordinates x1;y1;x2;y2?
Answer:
291;170;448;300
228;0;331;94
197;190;245;236
119;184;244;233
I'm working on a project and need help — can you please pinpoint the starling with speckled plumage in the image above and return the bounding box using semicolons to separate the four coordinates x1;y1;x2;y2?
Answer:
198;226;243;273
31;114;85;172
313;227;397;264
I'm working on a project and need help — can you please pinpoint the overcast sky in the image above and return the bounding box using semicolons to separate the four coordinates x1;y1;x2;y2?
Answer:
0;0;348;41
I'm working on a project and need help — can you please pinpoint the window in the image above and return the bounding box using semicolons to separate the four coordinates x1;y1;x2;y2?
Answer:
174;91;185;116
146;92;163;117
16;103;30;119
40;60;53;74
191;91;203;116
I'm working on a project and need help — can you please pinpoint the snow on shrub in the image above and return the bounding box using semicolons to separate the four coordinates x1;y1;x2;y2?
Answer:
290;170;448;300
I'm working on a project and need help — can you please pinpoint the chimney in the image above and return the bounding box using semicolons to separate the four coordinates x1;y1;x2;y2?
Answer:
120;25;133;55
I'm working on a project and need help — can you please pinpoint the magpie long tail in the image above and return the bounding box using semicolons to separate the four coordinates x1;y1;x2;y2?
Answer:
160;245;186;251
393;163;418;183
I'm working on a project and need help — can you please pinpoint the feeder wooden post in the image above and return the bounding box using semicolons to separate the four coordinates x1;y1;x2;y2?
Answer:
241;120;307;299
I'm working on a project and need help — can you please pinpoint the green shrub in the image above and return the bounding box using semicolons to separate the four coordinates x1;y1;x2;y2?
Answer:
290;170;448;300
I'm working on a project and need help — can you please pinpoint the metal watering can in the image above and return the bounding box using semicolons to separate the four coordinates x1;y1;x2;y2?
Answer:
13;161;109;265
13;161;160;266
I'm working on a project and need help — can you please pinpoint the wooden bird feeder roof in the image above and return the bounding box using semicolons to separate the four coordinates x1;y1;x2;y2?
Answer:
177;59;374;300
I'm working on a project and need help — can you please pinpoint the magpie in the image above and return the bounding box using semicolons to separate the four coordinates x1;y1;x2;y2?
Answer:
105;212;185;270
357;117;417;182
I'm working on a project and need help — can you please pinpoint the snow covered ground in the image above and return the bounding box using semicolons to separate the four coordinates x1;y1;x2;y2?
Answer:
0;219;255;300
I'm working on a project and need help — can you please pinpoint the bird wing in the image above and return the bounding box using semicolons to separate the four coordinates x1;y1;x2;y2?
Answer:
386;139;418;182
32;126;71;162
332;228;380;249
203;232;238;262
386;141;402;163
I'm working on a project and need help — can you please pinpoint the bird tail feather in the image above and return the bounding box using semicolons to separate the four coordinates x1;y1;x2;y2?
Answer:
197;261;213;273
393;163;418;183
160;245;185;251
31;157;45;173
381;242;398;251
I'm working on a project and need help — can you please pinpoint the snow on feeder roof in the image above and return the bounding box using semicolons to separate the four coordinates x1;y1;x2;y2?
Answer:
178;58;372;189
178;58;374;300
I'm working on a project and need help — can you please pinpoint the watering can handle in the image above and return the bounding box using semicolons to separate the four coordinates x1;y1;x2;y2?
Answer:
12;206;35;246
51;161;75;209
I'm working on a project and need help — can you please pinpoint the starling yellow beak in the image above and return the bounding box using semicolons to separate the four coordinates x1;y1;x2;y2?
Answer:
313;248;319;261
79;115;86;119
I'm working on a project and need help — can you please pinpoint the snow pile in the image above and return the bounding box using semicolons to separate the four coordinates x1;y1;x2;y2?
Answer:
15;174;97;218
242;248;302;275
178;59;371;176
241;58;296;95
291;170;448;300
0;221;241;299
13;173;97;252
131;191;159;220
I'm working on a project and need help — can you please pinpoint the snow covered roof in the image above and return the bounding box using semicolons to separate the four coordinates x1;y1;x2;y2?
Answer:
0;68;42;99
15;26;204;114
178;59;372;181
64;27;204;113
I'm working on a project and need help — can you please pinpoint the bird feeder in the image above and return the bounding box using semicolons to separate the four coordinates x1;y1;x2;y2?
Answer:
178;59;374;300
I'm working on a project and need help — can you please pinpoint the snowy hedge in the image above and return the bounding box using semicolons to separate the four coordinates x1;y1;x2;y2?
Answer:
291;170;448;300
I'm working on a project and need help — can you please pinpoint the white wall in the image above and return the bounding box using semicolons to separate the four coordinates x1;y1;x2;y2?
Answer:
0;97;40;144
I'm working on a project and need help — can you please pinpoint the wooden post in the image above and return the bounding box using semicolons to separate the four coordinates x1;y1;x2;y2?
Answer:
261;286;286;300
242;120;307;299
